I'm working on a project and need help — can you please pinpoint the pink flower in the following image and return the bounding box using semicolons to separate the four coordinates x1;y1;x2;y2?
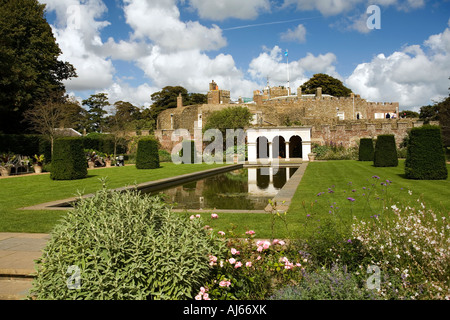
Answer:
279;240;286;245
245;230;255;235
203;293;210;300
256;255;261;260
256;246;263;252
195;294;202;300
245;261;252;267
219;280;231;287
211;213;218;219
190;215;195;220
196;214;201;218
263;241;270;250
272;239;279;245
235;261;242;268
231;248;240;255
228;258;236;264
199;287;206;294
218;231;225;236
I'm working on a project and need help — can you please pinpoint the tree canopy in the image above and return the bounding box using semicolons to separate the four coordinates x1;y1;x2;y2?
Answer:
300;73;352;97
148;86;207;125
0;0;77;133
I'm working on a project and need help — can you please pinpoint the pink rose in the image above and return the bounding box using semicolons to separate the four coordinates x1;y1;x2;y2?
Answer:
211;213;218;219
245;261;252;267
228;258;236;264
230;248;240;255
235;261;242;268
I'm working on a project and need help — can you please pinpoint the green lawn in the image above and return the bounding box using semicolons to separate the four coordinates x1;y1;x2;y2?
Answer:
199;160;450;239
0;163;229;233
1;160;449;237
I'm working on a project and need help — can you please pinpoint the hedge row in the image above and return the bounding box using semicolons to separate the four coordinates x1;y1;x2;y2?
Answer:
0;134;126;160
374;135;398;167
51;138;87;180
136;137;160;169
358;138;374;161
0;134;51;160
405;125;448;180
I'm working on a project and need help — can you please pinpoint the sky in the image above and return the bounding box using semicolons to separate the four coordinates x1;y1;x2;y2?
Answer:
39;0;450;112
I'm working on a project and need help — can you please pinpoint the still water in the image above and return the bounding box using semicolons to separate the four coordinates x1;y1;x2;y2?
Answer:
142;167;298;211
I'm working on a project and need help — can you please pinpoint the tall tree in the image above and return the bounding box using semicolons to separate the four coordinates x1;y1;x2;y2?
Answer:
300;73;353;97
148;86;207;128
23;93;74;155
82;93;110;133
438;96;450;147
0;0;77;133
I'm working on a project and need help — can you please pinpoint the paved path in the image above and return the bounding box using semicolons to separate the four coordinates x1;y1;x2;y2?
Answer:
0;233;49;300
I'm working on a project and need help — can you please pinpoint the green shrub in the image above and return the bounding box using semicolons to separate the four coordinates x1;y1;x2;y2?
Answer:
405;125;448;180
373;135;398;167
50;137;87;180
30;186;226;300
136;137;160;169
358;138;374;161
269;264;377;300
158;149;172;163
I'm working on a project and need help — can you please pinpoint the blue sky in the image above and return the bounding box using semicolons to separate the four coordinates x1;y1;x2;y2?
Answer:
40;0;450;111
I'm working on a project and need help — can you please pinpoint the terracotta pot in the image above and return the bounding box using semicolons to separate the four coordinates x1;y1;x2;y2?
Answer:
0;167;11;177
34;165;43;174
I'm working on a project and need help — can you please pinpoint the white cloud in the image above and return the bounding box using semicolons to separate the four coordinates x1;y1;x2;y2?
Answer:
123;0;227;52
248;46;340;89
136;46;257;99
280;24;307;43
187;0;271;21
345;26;450;109
282;0;364;16
101;82;158;108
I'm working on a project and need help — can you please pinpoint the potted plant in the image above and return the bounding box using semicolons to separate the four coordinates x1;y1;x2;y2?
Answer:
85;150;98;169
104;153;113;167
0;153;16;177
33;154;45;174
308;152;317;162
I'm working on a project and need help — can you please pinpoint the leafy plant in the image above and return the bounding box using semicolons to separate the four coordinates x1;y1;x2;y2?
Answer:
33;154;45;166
374;135;398;167
269;264;377;300
29;183;226;300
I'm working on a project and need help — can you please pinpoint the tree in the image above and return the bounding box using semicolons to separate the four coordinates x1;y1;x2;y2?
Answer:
148;86;207;128
204;106;253;151
23;93;75;156
399;110;419;118
438;96;450;147
300;74;352;97
82;93;110;133
0;0;77;133
419;104;439;123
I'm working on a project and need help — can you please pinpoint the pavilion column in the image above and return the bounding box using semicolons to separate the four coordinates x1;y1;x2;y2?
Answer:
268;142;273;162
285;141;290;161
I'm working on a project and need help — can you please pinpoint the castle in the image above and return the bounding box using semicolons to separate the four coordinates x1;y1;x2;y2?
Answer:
155;81;430;162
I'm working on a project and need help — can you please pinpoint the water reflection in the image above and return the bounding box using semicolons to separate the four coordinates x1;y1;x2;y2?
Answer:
151;167;298;210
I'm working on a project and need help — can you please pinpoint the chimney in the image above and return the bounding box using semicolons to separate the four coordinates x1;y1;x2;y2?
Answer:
316;87;322;99
177;93;183;109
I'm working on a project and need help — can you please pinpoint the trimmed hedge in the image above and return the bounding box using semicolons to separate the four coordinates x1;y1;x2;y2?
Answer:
374;135;398;167
0;134;50;160
136;137;160;169
405;125;448;180
51;137;87;180
358;138;374;161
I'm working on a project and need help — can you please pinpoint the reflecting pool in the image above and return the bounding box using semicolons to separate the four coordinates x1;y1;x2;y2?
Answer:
141;167;298;210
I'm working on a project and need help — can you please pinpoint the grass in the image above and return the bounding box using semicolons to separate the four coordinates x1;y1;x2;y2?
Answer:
2;160;449;237
198;160;450;239
0;163;229;233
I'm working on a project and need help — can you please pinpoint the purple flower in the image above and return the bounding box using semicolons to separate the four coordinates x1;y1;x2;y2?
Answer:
347;239;352;243
347;197;355;202
307;214;311;217
352;189;356;192
372;175;380;179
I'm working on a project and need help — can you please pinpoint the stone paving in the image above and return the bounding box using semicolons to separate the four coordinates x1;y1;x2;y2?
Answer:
0;233;50;300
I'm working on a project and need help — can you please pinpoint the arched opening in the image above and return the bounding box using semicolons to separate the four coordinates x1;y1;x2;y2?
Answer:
272;136;286;159
256;136;269;159
289;135;303;158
